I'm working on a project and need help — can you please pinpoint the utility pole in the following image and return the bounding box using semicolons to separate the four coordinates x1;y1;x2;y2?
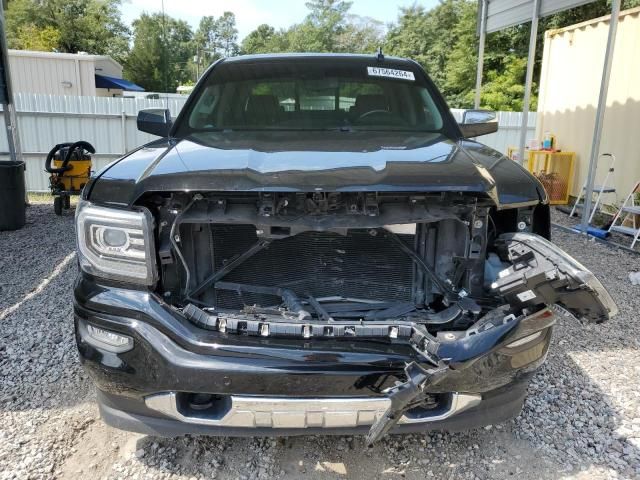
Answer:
0;8;22;165
194;48;215;82
517;0;540;166
474;0;487;109
581;0;621;232
0;6;26;231
194;48;200;82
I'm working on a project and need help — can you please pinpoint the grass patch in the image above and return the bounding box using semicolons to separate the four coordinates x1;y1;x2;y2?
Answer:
27;192;54;204
27;192;81;206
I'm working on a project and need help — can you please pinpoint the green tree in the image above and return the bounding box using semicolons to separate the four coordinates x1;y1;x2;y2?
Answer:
337;15;384;53
241;24;280;54
242;0;380;54
283;0;353;52
5;0;130;62
300;0;352;51
124;13;193;92
193;12;239;74
385;0;640;111
216;12;239;57
479;56;532;111
194;16;218;65
10;24;61;51
443;2;478;107
385;1;473;97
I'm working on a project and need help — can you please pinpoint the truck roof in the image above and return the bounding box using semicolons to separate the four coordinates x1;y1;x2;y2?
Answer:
220;52;416;66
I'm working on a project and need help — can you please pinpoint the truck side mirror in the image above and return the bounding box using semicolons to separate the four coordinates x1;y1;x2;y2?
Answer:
459;109;498;138
137;109;172;137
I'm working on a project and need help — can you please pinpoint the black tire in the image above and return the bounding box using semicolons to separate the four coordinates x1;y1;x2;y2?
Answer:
63;195;71;209
54;196;62;216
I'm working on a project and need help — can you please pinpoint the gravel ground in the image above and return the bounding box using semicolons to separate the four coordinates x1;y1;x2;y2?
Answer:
1;204;639;480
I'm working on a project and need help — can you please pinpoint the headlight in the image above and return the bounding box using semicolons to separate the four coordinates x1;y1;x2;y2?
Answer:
76;200;157;285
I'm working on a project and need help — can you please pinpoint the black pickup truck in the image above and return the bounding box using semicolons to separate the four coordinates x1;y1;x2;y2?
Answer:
74;53;616;444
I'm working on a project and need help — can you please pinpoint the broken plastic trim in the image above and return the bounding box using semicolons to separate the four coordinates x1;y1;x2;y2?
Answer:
364;308;555;444
365;361;449;445
182;303;553;365
181;303;553;443
182;302;420;345
492;233;618;323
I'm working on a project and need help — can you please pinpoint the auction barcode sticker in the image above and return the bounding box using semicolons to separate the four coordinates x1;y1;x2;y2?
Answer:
367;67;415;81
516;290;537;302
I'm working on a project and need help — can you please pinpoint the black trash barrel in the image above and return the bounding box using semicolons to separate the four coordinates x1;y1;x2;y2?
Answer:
0;160;26;231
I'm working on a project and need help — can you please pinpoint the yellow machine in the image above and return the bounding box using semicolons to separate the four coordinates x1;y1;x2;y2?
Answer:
45;141;95;215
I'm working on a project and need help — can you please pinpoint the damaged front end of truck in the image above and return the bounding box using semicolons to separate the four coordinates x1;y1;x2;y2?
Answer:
92;188;614;443
74;54;618;442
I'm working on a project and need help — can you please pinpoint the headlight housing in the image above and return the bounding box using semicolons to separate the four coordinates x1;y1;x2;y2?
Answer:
493;232;617;323
76;200;157;285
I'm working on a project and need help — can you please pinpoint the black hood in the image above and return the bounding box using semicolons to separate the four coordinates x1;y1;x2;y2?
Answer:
87;131;546;208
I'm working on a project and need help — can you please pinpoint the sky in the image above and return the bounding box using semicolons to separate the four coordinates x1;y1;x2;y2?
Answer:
120;0;440;41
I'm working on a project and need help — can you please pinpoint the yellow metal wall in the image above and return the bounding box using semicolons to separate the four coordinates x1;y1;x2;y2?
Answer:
536;7;640;201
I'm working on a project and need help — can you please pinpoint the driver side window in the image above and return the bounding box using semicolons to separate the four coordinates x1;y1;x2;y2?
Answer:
188;84;222;129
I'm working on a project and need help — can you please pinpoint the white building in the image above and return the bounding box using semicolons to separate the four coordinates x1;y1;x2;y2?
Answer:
8;50;144;97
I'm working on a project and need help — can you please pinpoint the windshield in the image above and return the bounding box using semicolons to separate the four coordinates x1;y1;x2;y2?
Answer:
178;59;444;134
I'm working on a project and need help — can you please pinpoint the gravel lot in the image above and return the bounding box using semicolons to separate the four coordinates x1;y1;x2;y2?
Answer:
1;204;639;480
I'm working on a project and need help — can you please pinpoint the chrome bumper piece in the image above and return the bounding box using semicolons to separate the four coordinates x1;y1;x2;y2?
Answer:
144;392;481;429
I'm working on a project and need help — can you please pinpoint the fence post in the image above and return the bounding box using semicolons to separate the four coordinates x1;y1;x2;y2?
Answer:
121;109;127;155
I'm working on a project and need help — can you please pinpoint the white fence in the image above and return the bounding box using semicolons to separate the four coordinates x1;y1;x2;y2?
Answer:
0;93;188;191
450;109;537;156
0;93;536;192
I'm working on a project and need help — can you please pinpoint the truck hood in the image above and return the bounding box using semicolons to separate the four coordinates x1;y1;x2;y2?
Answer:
87;131;546;208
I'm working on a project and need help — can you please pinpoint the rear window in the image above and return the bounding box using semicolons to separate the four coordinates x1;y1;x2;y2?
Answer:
178;59;444;134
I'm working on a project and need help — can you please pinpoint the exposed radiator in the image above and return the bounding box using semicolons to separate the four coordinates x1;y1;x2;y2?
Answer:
188;224;415;310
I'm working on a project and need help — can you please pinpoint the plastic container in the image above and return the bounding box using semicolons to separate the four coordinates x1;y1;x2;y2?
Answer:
527;139;541;151
0;160;26;231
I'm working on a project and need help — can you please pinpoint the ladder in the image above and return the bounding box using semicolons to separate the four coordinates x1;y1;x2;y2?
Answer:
570;153;616;223
608;181;640;249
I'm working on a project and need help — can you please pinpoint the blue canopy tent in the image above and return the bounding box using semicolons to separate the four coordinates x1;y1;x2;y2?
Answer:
95;74;145;92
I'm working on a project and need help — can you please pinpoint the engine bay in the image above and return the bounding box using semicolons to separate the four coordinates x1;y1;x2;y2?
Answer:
140;191;569;342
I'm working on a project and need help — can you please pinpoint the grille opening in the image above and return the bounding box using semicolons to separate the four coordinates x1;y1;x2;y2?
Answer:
174;217;474;327
183;224;417;311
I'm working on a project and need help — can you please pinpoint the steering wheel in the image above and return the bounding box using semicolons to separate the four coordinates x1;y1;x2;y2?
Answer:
356;109;393;122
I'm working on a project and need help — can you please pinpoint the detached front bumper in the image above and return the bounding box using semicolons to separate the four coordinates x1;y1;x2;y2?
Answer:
74;276;554;437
